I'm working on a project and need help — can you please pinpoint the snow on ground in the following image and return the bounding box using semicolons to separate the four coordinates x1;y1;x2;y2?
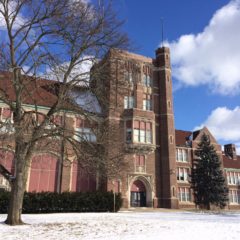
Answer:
0;210;240;240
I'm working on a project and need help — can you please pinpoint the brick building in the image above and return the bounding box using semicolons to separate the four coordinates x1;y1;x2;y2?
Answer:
0;47;240;209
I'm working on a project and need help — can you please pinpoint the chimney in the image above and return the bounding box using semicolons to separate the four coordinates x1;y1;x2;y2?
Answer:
224;144;237;160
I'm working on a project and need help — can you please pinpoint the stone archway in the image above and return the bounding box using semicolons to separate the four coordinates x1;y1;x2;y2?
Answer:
129;177;153;207
130;180;146;207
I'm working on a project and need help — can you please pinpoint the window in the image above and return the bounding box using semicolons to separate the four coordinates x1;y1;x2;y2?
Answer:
177;167;189;182
168;101;171;109
143;94;152;111
75;118;96;142
0;176;11;190
126;120;132;142
126;129;132;142
75;128;96;142
54;115;63;126
125;71;133;83
229;190;240;204
176;148;188;162
178;187;191;202
133;120;152;144
135;155;146;173
227;171;240;185
0;108;12;121
143;74;152;87
0;108;14;133
124;96;134;109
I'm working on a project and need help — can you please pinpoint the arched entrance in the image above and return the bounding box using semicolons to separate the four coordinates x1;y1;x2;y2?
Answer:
130;180;146;207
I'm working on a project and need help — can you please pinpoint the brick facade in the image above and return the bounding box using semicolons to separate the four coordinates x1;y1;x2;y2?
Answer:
0;47;240;209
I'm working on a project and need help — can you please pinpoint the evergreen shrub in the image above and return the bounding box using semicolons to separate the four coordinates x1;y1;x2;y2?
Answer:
0;191;122;213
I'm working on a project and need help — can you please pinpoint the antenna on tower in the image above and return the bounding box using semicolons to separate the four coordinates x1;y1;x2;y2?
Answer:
161;18;164;47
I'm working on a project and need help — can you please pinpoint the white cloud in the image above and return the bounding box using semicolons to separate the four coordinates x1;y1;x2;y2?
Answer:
0;2;26;30
194;106;240;154
167;0;240;95
42;56;95;85
235;142;240;155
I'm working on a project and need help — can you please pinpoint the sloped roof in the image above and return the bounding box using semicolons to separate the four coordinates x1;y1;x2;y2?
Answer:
222;154;240;169
0;71;101;114
175;129;192;146
110;49;153;63
0;71;58;107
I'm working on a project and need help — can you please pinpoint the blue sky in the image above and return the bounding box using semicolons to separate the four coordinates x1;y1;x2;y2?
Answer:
114;0;240;153
0;0;239;153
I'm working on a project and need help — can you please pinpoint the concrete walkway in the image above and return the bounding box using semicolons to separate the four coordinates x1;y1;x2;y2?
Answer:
120;207;189;212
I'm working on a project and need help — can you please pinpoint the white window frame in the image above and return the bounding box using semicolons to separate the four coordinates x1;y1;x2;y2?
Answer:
229;190;240;204
143;99;152;111
143;74;152;87
178;187;191;202
74;127;96;142
124;96;134;109
177;167;189;182
125;71;133;83
176;148;188;162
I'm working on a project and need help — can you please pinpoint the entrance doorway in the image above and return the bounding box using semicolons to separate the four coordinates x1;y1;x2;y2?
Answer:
130;180;146;207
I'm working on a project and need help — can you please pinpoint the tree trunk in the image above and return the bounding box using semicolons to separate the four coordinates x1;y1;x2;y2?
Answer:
5;143;29;225
5;178;25;225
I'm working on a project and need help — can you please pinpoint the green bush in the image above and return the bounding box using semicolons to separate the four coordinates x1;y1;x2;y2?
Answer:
0;191;122;213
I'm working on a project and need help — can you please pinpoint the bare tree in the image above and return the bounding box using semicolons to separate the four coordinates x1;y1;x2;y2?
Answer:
0;0;128;225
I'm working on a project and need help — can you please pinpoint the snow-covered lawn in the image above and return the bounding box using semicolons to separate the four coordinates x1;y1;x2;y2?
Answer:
0;210;240;240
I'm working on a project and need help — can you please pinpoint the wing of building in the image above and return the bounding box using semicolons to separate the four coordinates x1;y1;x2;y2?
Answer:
0;47;239;209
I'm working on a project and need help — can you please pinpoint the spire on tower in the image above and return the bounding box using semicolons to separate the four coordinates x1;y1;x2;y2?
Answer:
161;18;164;47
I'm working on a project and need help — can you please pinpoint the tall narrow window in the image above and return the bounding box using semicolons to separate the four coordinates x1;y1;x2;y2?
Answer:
135;155;145;173
142;74;152;87
126;120;132;143
133;120;140;142
143;94;152;111
146;122;152;143
125;71;133;83
140;122;145;143
124;95;134;109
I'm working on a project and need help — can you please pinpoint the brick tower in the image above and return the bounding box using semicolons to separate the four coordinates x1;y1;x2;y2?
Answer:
155;47;179;208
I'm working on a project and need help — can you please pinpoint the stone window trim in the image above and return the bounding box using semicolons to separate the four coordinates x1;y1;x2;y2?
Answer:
125;119;154;145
